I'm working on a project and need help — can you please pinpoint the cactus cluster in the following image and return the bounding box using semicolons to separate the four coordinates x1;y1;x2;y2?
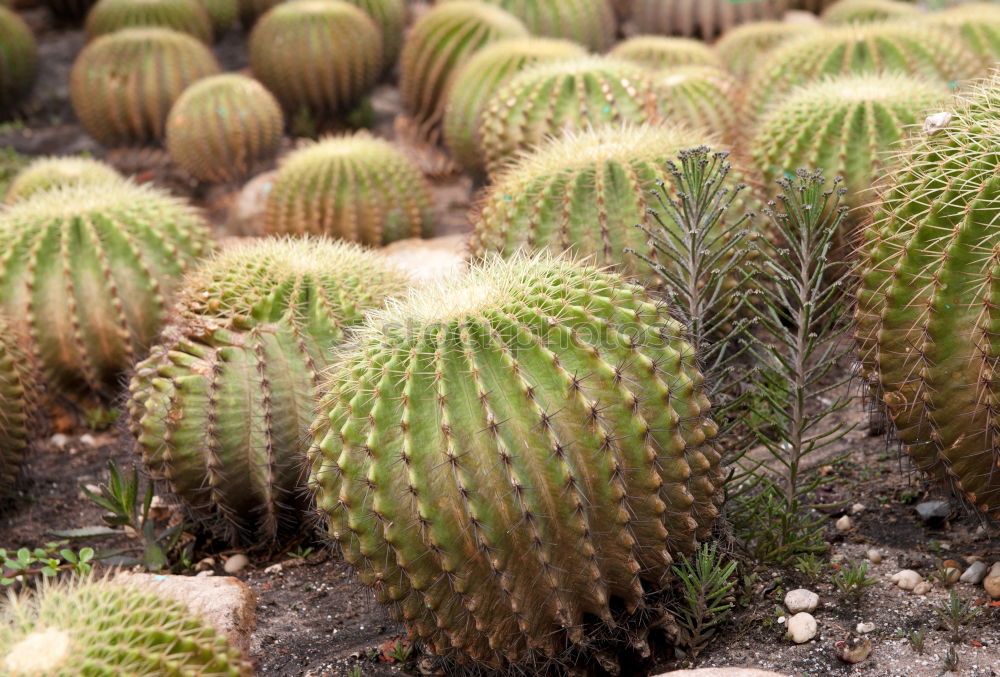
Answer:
0;180;212;396
821;0;919;25
4;155;122;203
0;317;33;502
447;0;617;51
85;0;214;43
653;66;739;141
249;0;383;124
346;0;407;72
610;35;721;70
631;0;786;40
479;56;659;175
856;75;1000;520
166;74;284;183
443;37;586;174
714;21;819;79
920;4;1000;73
0;6;38;111
309;254;723;666
0;578;252;675
70;27;220;146
264;133;434;246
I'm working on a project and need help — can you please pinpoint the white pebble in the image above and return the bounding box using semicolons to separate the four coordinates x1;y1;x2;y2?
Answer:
913;581;933;595
224;554;249;574
835;515;852;531
867;549;883;564
79;434;96;447
264;563;283;575
856;622;875;634
850;503;866;515
49;434;69;449
890;569;923;591
784;588;819;614
786;613;817;643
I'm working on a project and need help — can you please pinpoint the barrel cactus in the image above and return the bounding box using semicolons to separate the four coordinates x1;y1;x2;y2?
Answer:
856;75;1000;520
265;133;434;245
399;1;528;143
249;0;383;124
714;21;820;80
5;156;122;203
198;0;237;37
70;28;220;146
85;0;214;42
443;38;586;174
479;56;659;175
0;578;252;675
920;4;1000;73
631;0;786;40
653;66;739;141
346;0;407;72
0;6;38;112
0;318;33;502
166;74;284;183
443;0;616;51
822;0;919;24
610;35;722;70
0;180;212;396
309;254;723;666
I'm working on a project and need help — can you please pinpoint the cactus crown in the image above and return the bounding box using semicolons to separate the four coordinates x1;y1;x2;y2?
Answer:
85;0;214;43
442;0;617;51
653;66;739;140
610;35;722;70
4;156;122;204
821;0;920;24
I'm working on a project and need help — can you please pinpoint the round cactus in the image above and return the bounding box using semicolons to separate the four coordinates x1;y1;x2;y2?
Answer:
442;0;617;51
309;254;723;666
0;180;212;396
5;156;122;204
85;0;214;43
0;6;38;112
610;36;722;70
249;0;383;124
264;133;434;245
0;578;252;675
166;74;284;183
653;66;739;141
821;0;920;24
856;75;1000;519
714;21;820;80
0;318;33;502
345;0;407;72
443;38;586;174
70;27;220;146
479;56;660;175
237;0;280;28
743;23;980;125
631;0;786;40
920;4;1000;73
399;1;528;143
197;0;237;37
42;0;98;22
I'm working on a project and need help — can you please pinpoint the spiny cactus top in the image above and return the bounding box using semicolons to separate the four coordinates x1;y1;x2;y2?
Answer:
743;23;980;124
631;0;786;40
653;66;740;141
443;37;586;174
920;3;1000;72
309;254;722;665
0;578;252;675
4;156;122;204
0;180;212;396
249;0;383;122
166;73;284;183
264;133;435;246
85;0;214;43
479;56;660;175
0;317;34;502
70;27;221;146
443;0;617;51
752;73;949;213
821;0;920;24
344;0;407;72
0;6;38;111
610;35;722;70
856;74;1000;519
714;20;820;80
399;1;528;143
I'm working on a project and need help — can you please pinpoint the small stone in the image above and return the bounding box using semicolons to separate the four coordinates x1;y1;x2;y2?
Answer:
79;434;96;446
989;562;1000;577
223;554;249;574
835;515;852;531
941;564;961;584
196;557;216;572
784;589;819;614
263;563;283;575
984;574;1000;600
49;433;69;449
890;569;923;591
850;503;865;515
867;549;883;564
196;570;214;577
786;613;817;644
915;500;950;523
913;581;933;595
967;555;983;564
960;561;987;584
923;111;952;135
856;622;875;634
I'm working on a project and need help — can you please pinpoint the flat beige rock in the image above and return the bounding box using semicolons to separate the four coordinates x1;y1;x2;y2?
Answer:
380;233;469;283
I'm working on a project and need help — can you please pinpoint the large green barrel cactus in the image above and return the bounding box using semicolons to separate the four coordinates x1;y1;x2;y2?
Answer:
84;0;214;43
198;0;237;37
166;74;284;183
444;0;616;51
610;36;722;70
0;6;38;112
631;0;786;40
0;318;33;502
264;133;434;245
5;156;121;204
70;27;220;146
821;0;919;24
443;38;586;174
399;1;528;143
309;254;723;666
856;75;1000;519
0;578;252;675
743;23;980;125
479;56;659;175
653;66;739;141
714;21;820;80
751;73;948;213
0;180;212;396
346;0;407;72
249;0;383;124
921;4;1000;73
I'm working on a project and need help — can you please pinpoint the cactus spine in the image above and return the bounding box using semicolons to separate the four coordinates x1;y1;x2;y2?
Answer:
631;0;786;40
85;0;214;43
445;0;617;51
166;74;284;183
714;21;820;80
610;36;722;70
5;156;122;204
0;6;37;111
0;181;212;396
70;28;220;146
264;133;434;245
653;66;740;141
309;254;722;666
856;74;1000;519
821;0;919;24
0;317;33;502
443;38;587;174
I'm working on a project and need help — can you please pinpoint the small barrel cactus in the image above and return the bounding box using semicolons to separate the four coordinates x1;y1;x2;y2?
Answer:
653;66;739;141
0;578;252;675
856;75;1000;519
714;21;820;80
237;0;280;28
479;56;659;175
0;6;38;111
443;0;617;51
249;0;383;124
43;0;98;22
0;318;33;502
0;180;212;396
631;0;786;40
70;27;220;146
821;0;919;24
197;0;237;37
166;74;284;183
85;0;214;43
346;0;407;72
265;133;434;245
399;1;528;143
610;35;722;70
752;73;947;213
920;4;1000;73
5;155;122;204
309;254;723;666
443;37;586;174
